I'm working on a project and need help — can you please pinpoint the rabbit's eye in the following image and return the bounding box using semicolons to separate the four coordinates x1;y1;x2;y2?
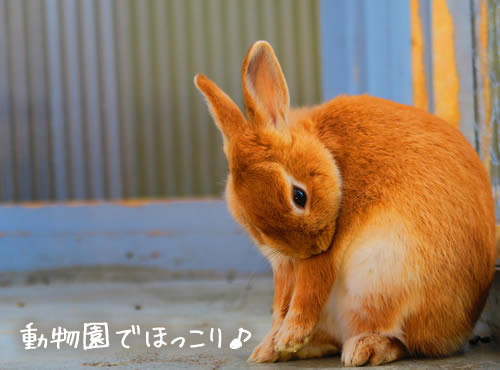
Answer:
292;186;307;208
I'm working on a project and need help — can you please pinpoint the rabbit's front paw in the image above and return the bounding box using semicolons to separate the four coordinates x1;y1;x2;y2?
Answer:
274;313;314;353
248;332;280;363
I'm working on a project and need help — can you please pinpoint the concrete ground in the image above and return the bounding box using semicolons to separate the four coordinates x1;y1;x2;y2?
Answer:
1;274;499;369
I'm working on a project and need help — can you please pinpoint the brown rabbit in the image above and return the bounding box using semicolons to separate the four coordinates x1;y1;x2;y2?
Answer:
194;41;496;366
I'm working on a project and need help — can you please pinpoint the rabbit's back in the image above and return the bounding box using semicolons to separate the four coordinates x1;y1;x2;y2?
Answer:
309;95;496;355
310;95;495;264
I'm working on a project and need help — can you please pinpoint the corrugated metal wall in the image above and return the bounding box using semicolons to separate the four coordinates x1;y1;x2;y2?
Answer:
0;0;322;202
405;0;500;215
484;0;500;212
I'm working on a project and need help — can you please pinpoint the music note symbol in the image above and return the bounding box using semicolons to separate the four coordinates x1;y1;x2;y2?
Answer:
229;328;252;349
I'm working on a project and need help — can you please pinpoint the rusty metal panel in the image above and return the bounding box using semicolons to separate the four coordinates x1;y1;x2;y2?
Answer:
0;0;322;202
408;0;500;217
476;0;500;215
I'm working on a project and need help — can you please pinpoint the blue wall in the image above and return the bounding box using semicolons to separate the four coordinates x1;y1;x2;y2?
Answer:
320;0;412;105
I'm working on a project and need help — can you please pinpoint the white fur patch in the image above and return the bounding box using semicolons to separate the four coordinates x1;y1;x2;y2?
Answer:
320;212;413;344
342;224;408;299
258;244;291;270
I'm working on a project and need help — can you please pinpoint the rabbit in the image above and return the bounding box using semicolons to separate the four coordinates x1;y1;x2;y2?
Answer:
194;40;496;366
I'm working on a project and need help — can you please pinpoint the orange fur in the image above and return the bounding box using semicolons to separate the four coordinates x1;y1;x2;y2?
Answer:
194;41;496;366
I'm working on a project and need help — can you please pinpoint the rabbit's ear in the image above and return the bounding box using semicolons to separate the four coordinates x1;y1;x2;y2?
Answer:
242;41;290;134
194;74;246;142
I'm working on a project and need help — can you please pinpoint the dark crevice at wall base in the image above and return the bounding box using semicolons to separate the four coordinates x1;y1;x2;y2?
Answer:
477;271;500;340
0;265;271;287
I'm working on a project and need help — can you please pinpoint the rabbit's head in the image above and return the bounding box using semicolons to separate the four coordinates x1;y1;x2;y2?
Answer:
195;41;341;259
